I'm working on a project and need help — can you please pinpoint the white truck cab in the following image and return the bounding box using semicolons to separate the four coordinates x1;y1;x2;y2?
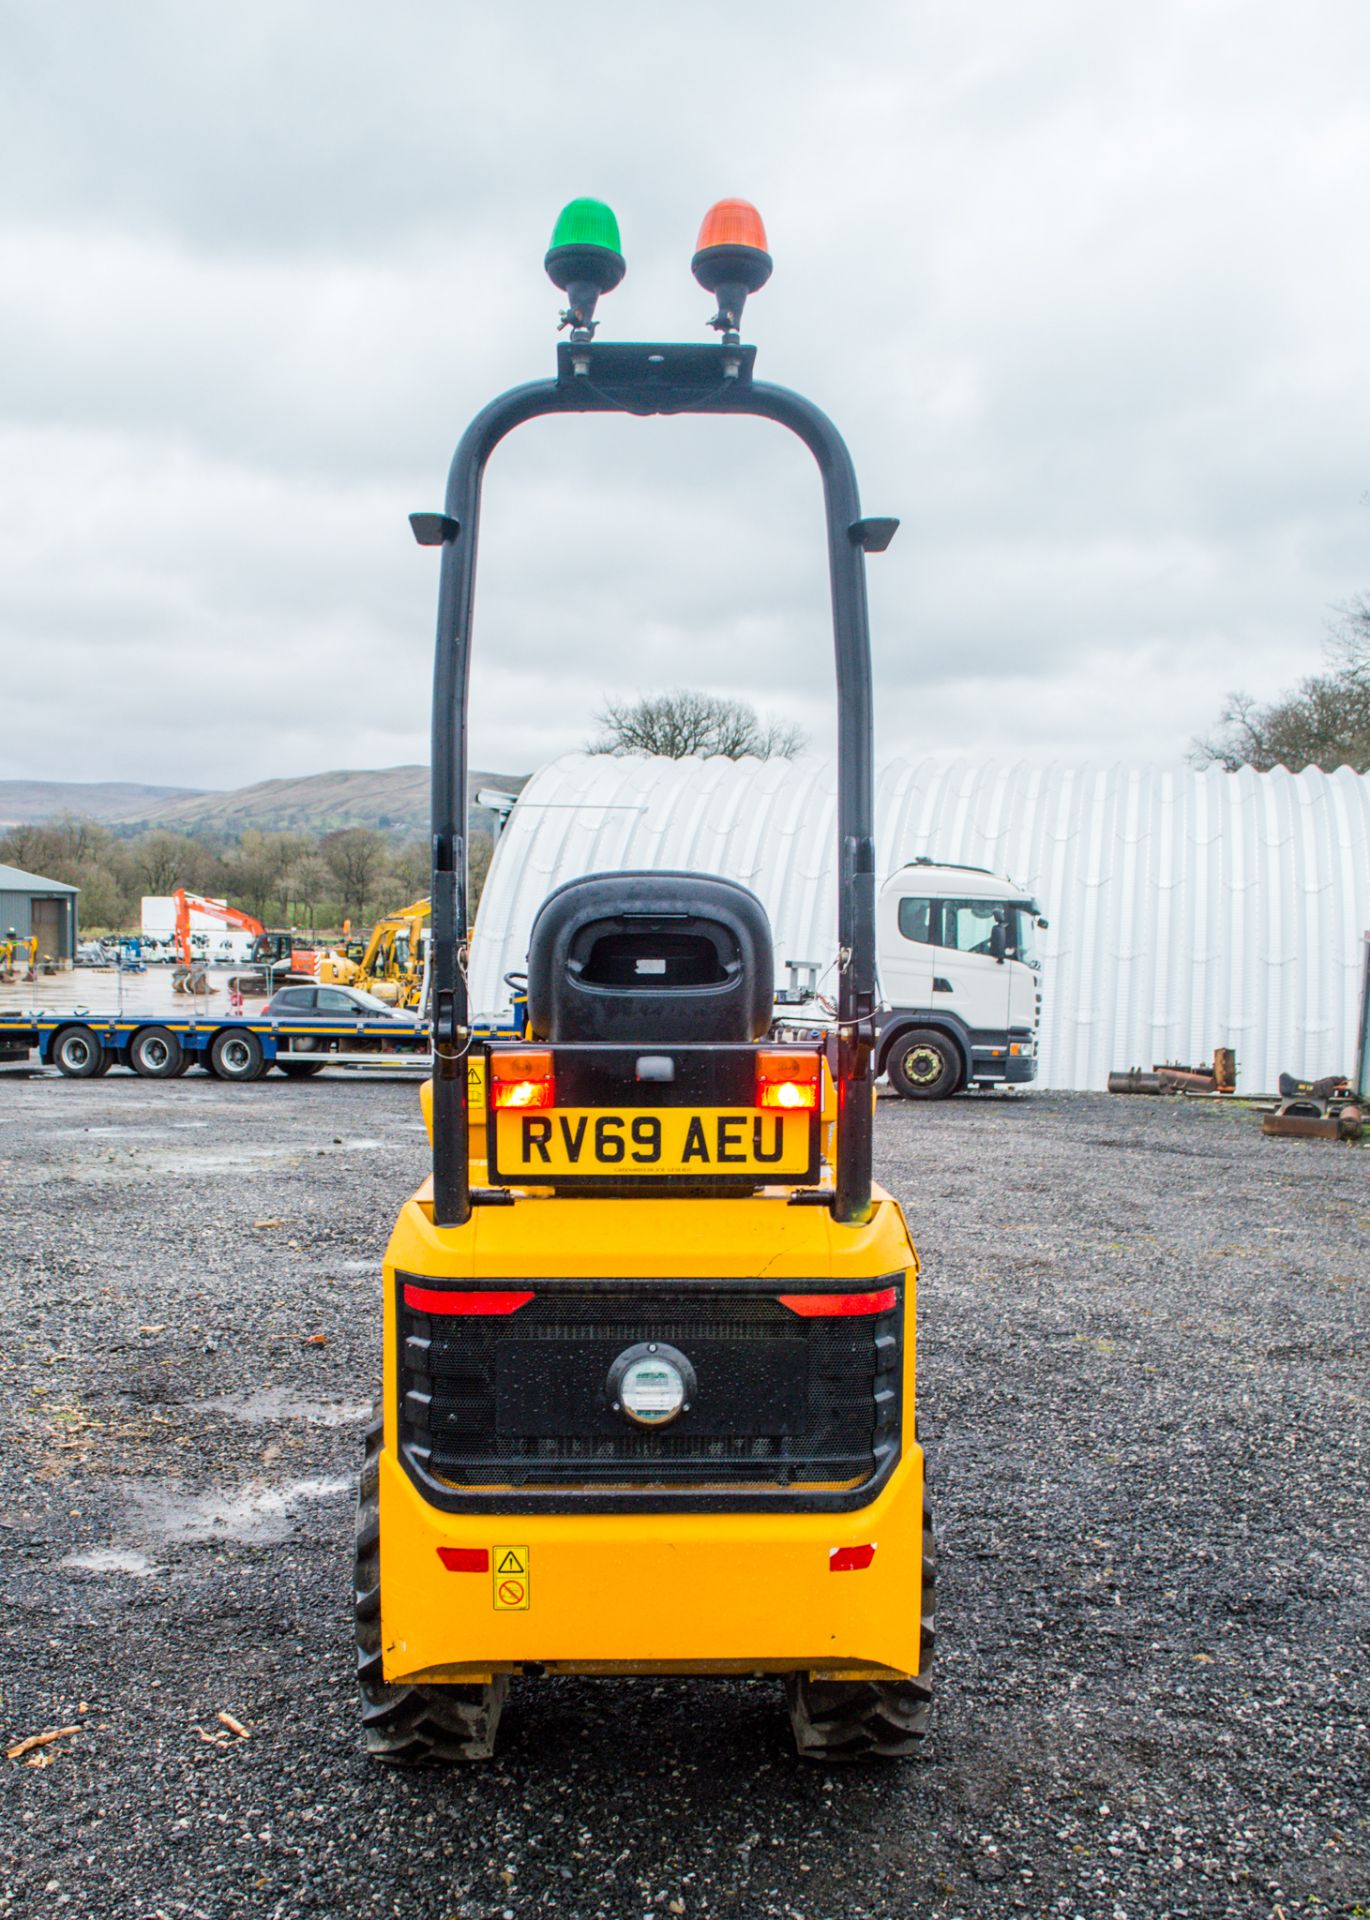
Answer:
873;860;1046;1098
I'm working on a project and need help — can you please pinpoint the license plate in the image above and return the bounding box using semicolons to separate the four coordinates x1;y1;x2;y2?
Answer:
490;1106;815;1181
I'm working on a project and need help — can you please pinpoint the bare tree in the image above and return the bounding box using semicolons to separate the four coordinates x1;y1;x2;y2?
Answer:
256;832;310;923
388;839;430;902
289;854;334;931
0;823;56;873
135;830;196;896
222;830;276;922
48;814;101;865
322;827;388;922
589;690;805;760
1192;597;1370;772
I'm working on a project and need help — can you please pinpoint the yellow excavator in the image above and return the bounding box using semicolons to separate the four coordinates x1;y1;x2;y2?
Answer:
1;933;39;984
318;899;430;1008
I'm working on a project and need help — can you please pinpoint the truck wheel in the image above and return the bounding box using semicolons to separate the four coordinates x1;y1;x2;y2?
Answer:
783;1498;936;1762
886;1030;962;1101
356;1415;507;1763
130;1026;184;1078
209;1030;266;1082
277;1061;325;1078
52;1025;104;1078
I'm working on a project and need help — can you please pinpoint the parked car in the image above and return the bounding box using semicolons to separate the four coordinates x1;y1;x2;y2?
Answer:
261;984;417;1021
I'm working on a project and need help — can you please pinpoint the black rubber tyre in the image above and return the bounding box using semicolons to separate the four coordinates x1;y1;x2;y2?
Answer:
209;1029;266;1082
129;1026;184;1079
886;1029;962;1101
784;1498;936;1762
52;1025;104;1078
277;1061;325;1078
356;1415;507;1763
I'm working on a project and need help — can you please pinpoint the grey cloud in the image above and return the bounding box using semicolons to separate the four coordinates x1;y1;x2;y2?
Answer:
1;0;1367;786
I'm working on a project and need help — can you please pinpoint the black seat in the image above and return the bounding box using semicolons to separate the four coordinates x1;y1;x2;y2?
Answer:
526;871;774;1044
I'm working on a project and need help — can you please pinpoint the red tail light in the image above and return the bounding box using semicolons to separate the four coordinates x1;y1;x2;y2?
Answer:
777;1287;897;1317
403;1285;534;1316
490;1048;555;1109
437;1547;490;1572
755;1048;820;1110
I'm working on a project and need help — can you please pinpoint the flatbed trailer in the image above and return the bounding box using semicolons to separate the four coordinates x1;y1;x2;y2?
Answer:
0;1008;437;1081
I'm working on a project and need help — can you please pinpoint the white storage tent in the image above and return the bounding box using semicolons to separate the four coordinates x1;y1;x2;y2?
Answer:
470;754;1370;1094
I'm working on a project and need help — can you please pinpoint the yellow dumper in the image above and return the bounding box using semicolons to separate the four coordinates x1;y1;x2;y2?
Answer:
356;197;934;1762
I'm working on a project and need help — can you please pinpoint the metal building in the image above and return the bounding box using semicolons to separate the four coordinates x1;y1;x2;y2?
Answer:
0;864;78;965
471;755;1370;1095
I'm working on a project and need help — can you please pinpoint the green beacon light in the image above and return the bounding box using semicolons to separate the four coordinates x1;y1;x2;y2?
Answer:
545;198;625;340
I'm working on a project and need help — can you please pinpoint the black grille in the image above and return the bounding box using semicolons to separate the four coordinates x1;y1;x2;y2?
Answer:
397;1280;901;1495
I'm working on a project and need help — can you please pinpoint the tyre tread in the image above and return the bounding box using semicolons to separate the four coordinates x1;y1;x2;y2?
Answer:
354;1414;507;1764
784;1497;936;1762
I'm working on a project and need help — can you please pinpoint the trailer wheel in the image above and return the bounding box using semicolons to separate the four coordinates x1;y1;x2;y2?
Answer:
355;1415;507;1763
52;1025;104;1078
886;1029;962;1101
277;1061;325;1078
783;1497;936;1762
209;1029;266;1082
129;1026;184;1078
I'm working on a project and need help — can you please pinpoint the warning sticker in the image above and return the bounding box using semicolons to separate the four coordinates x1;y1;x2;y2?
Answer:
492;1545;530;1610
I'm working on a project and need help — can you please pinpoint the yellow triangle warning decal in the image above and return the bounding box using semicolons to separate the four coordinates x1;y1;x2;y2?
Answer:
495;1546;528;1576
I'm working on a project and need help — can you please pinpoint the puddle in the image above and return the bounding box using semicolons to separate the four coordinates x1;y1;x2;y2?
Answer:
67;1136;391;1181
70;1142;311;1181
62;1547;155;1578
203;1389;370;1427
50;1125;178;1141
126;1476;351;1545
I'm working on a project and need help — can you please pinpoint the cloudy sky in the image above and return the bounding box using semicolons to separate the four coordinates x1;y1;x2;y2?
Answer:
2;1;1367;790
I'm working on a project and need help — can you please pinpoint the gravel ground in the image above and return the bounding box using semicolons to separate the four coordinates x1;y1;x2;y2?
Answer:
0;1072;1366;1920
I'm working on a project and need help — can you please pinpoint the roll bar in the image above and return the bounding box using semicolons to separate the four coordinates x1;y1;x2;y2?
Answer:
421;340;893;1228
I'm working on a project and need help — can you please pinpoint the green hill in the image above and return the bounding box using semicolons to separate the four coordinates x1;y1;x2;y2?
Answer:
0;767;528;837
0;781;204;827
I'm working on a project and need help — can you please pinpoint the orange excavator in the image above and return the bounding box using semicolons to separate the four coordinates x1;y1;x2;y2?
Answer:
170;891;261;993
168;890;322;995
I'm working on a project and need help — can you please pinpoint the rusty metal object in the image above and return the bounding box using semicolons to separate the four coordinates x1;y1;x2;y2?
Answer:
1262;1096;1363;1141
1109;1062;1228;1094
1109;1047;1242;1098
1108;1070;1164;1095
1263;1111;1342;1140
1157;1067;1218;1093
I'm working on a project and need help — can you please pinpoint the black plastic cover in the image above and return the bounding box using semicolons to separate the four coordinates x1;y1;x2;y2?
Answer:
397;1275;903;1502
526;872;774;1045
